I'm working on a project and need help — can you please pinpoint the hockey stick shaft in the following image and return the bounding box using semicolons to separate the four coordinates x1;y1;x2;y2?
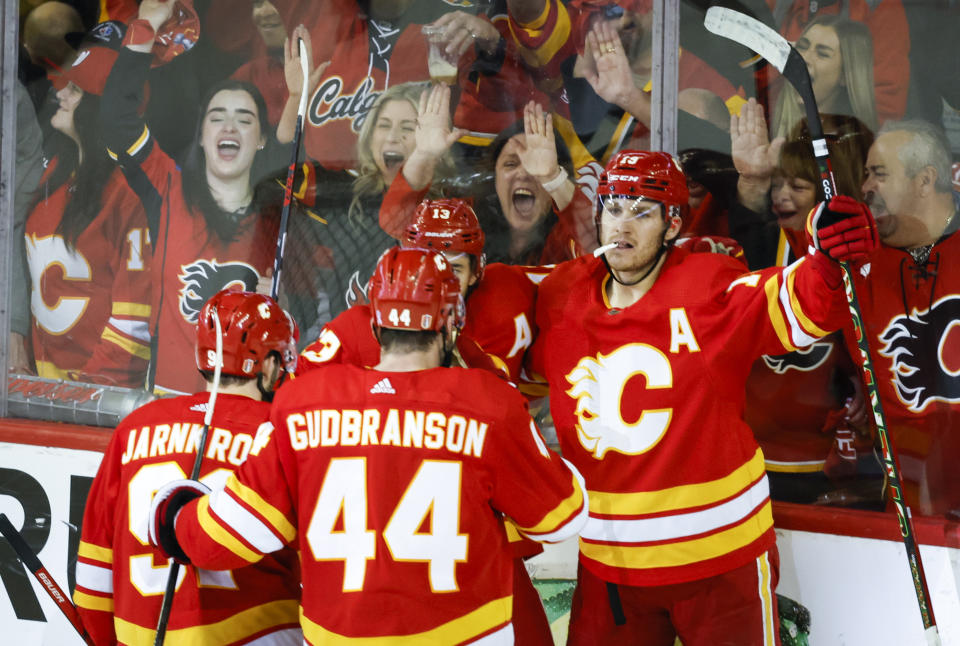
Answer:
0;514;95;646
154;310;224;645
270;38;311;301
705;8;940;642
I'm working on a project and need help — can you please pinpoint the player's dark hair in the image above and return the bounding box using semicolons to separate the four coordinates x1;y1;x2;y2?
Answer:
377;328;439;353
182;79;273;243
38;93;114;248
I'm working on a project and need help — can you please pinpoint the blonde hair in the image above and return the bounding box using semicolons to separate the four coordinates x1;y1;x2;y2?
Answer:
771;16;878;140
350;82;450;223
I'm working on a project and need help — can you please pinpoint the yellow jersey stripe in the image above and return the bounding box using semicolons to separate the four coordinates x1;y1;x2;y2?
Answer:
111;302;151;317
519;474;584;535
226;477;297;543
519;0;551;30
725;94;747;116
78;541;113;564
300;595;512;645
73;589;113;612
101;327;151;360
786;263;830;338
552;114;596;171
197;497;262;564
589;448;766;515
764;273;798;352
764;460;825;473
126;125;151;157
114;599;299;646
759;553;776;645
580;502;773;570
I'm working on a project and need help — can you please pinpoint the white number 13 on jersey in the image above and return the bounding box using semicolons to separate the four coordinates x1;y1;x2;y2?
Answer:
306;458;467;592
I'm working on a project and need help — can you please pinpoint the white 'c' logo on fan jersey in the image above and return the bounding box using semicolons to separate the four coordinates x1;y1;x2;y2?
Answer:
565;343;673;458
25;234;92;335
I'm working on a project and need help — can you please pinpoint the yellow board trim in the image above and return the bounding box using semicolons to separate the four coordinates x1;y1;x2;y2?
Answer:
580;502;774;570
102;327;151;360
589;448;766;515
786;263;830;338
114;599;299;646
111;302;151;317
764;273;798;352
300;596;511;645
519;474;584;535
73;589;113;612
197;497;262;564
78;541;113;564
226;476;297;543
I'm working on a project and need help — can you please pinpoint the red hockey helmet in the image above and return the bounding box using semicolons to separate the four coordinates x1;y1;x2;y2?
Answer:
404;199;486;280
368;247;465;333
597;150;690;224
195;288;299;377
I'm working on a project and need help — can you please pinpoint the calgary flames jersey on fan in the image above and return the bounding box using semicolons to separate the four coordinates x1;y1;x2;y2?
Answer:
108;127;277;395
25;163;152;387
74;394;301;645
302;0;430;169
529;249;847;586
173;364;586;644
842;230;960;515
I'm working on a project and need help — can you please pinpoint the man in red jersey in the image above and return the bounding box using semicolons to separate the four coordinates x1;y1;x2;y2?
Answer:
148;247;587;644
297;200;553;643
845;118;960;516
528;150;878;645
299;198;544;386
73;288;302;645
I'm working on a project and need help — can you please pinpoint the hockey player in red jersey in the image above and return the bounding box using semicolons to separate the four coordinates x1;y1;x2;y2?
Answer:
297;200;553;643
73;288;302;645
299;198;543;385
528;150;878;645
149;247;588;644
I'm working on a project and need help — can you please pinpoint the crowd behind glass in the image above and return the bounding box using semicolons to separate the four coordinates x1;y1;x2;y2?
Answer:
12;0;960;517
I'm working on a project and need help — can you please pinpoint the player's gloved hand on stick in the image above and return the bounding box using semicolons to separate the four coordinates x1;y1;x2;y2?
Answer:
807;196;879;264
148;479;211;564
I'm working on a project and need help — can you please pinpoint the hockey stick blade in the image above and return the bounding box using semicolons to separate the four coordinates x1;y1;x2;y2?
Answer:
703;7;826;151
704;7;789;72
0;514;95;645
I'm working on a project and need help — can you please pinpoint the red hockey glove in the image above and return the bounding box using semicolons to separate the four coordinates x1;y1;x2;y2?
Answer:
148;479;210;565
806;196;879;264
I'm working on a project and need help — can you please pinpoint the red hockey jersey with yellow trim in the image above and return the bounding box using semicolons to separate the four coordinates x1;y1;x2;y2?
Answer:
298;264;542;385
173;364;587;644
74;393;301;646
529;249;847;585
841;230;960;515
25;162;151;387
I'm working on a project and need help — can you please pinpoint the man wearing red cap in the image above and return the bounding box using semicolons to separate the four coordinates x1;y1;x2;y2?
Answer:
528;150;878;644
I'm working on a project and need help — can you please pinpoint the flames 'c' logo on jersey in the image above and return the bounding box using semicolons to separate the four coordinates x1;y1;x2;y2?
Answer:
762;342;832;374
178;259;260;323
565;344;673;458
878;294;960;413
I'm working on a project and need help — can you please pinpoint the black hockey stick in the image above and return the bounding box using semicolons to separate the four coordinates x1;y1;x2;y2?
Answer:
270;38;310;301
153;308;224;645
704;8;941;644
0;514;96;645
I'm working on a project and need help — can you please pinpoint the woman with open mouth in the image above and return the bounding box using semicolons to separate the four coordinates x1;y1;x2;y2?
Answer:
379;91;596;266
101;0;280;396
280;80;460;337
